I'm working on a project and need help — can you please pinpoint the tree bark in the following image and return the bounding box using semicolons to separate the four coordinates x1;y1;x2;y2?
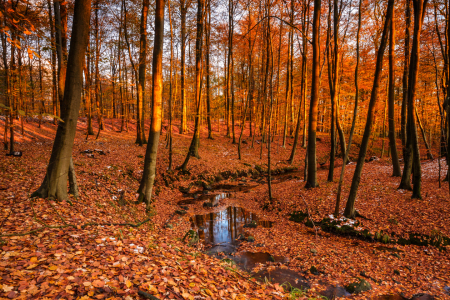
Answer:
137;0;164;209
180;0;188;134
180;0;204;171
32;0;92;200
136;0;150;145
334;0;362;216
344;0;394;218
305;0;321;188
388;8;402;176
406;0;428;199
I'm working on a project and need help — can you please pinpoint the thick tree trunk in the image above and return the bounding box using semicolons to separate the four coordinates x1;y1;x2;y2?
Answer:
137;0;164;209
32;0;92;200
344;0;394;218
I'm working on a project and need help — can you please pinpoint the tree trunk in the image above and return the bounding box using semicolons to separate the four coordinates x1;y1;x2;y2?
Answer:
401;0;410;149
137;0;165;209
32;0;92;200
180;0;188;134
414;107;433;160
334;0;362;216
388;8;402;176
344;0;394;218
206;0;213;140
94;0;104;133
406;0;428;199
137;0;150;145
305;0;321;188
168;0;174;170
180;0;204;171
288;0;309;164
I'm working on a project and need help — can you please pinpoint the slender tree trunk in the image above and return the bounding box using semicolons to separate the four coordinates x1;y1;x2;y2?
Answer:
327;1;336;182
137;0;150;144
46;0;57;124
305;0;321;188
405;0;428;199
401;0;410;149
180;0;204;171
415;106;433;159
206;0;213;140
180;0;188;134
334;0;362;216
137;0;165;209
344;0;394;218
84;41;94;135
388;8;402;176
288;1;309;164
168;0;174;170
94;0;104;133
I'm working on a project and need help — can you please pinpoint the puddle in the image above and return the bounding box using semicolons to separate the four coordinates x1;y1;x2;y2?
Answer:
232;252;288;272
253;268;310;291
191;206;273;254
320;285;351;299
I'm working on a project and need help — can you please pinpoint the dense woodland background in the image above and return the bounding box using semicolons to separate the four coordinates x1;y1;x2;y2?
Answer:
1;0;450;299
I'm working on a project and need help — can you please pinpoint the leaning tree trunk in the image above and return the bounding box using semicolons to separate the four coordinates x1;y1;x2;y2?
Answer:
137;0;164;209
344;0;394;218
415;106;433;160
305;0;321;188
180;0;204;171
32;0;92;200
334;0;362;216
288;6;309;165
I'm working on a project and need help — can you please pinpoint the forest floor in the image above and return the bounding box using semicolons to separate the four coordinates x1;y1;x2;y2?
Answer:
0;117;449;300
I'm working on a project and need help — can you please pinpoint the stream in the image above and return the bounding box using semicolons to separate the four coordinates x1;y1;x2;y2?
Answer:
176;180;437;299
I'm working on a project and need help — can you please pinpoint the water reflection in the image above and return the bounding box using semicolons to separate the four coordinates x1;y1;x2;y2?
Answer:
191;206;273;252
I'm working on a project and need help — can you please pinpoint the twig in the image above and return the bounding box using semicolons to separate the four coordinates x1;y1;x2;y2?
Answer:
137;290;160;300
299;194;318;239
167;287;184;300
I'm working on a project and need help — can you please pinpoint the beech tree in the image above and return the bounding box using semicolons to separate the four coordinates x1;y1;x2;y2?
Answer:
344;0;394;218
32;0;92;200
137;0;165;209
